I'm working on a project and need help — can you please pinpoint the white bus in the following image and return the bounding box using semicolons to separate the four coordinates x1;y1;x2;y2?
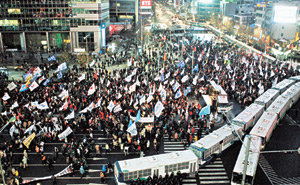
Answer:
231;135;262;185
289;75;300;82
267;95;291;120
189;125;242;165
249;111;278;148
114;150;198;185
232;103;264;131
209;81;233;113
281;83;300;105
254;89;280;110
271;79;295;94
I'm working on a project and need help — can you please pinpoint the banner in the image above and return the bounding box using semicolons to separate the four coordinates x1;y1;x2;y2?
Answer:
129;116;154;123
23;133;36;148
22;164;72;184
7;82;17;91
58;127;73;140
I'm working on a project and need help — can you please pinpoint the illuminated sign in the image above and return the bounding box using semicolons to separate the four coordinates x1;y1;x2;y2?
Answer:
141;0;152;9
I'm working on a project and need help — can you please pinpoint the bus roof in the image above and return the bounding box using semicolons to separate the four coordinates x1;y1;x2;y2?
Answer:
289;75;300;82
232;103;264;125
272;79;294;91
190;125;235;150
210;81;227;95
267;95;290;115
250;111;278;139
254;89;279;105
233;135;262;176
116;150;197;172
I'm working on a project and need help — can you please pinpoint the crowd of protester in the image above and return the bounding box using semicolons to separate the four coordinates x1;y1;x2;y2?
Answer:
0;30;298;184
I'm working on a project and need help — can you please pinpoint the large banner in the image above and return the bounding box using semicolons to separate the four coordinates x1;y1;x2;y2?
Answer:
22;164;72;184
58;127;73;140
129;115;154;123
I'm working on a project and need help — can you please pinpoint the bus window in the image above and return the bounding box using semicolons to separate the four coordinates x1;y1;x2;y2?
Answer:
232;173;242;184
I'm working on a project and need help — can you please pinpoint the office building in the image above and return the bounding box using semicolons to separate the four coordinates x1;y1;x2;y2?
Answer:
0;0;110;53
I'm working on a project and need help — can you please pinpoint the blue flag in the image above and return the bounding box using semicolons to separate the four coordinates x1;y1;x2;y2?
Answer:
58;70;63;79
184;86;191;96
175;89;182;99
199;105;211;117
193;64;199;72
48;56;56;61
134;110;141;123
20;84;28;92
177;60;185;68
43;79;50;86
161;73;164;82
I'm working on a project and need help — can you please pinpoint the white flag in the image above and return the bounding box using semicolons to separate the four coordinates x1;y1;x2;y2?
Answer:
2;93;10;101
193;75;198;85
58;89;69;100
79;107;88;114
9;125;16;137
160;89;167;101
107;101;115;112
127;121;137;136
181;75;189;83
88;83;96;96
165;72;170;79
7;82;17;91
139;95;146;105
95;98;102;108
125;75;132;82
31;101;39;107
65;110;75;120
78;73;86;82
129;83;136;93
38;76;46;84
113;104;122;113
154;101;164;117
37;101;49;110
147;94;153;103
89;60;95;67
11;101;19;110
33;67;42;76
173;81;180;92
132;68;138;76
29;81;39;91
107;80;111;87
87;102;95;112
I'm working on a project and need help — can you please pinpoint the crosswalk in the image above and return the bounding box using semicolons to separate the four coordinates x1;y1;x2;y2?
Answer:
198;158;230;185
0;129;139;185
163;126;208;153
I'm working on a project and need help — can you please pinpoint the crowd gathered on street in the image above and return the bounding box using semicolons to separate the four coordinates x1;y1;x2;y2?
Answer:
0;29;299;185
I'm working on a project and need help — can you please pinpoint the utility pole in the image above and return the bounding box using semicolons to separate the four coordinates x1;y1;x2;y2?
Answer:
242;136;251;185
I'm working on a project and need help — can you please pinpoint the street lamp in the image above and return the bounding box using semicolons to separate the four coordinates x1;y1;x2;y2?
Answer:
84;34;90;53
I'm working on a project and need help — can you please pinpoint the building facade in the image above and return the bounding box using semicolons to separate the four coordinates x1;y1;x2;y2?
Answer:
109;0;136;23
0;0;109;53
191;0;221;22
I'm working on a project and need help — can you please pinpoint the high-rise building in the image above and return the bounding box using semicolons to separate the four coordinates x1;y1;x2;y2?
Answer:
191;0;221;22
109;0;136;23
0;0;109;53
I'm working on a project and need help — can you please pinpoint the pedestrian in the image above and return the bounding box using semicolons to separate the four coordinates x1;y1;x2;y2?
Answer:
48;157;54;170
80;165;85;178
100;171;105;183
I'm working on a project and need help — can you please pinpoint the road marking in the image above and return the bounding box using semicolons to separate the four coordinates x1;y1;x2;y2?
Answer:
198;180;230;184
199;176;229;180
182;179;197;182
205;164;225;168
87;157;107;160
12;164;106;167
13;152;126;155
199;168;226;172
198;172;227;176
23;176;113;180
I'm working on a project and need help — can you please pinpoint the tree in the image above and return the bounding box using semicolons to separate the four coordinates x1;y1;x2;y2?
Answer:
76;52;93;67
